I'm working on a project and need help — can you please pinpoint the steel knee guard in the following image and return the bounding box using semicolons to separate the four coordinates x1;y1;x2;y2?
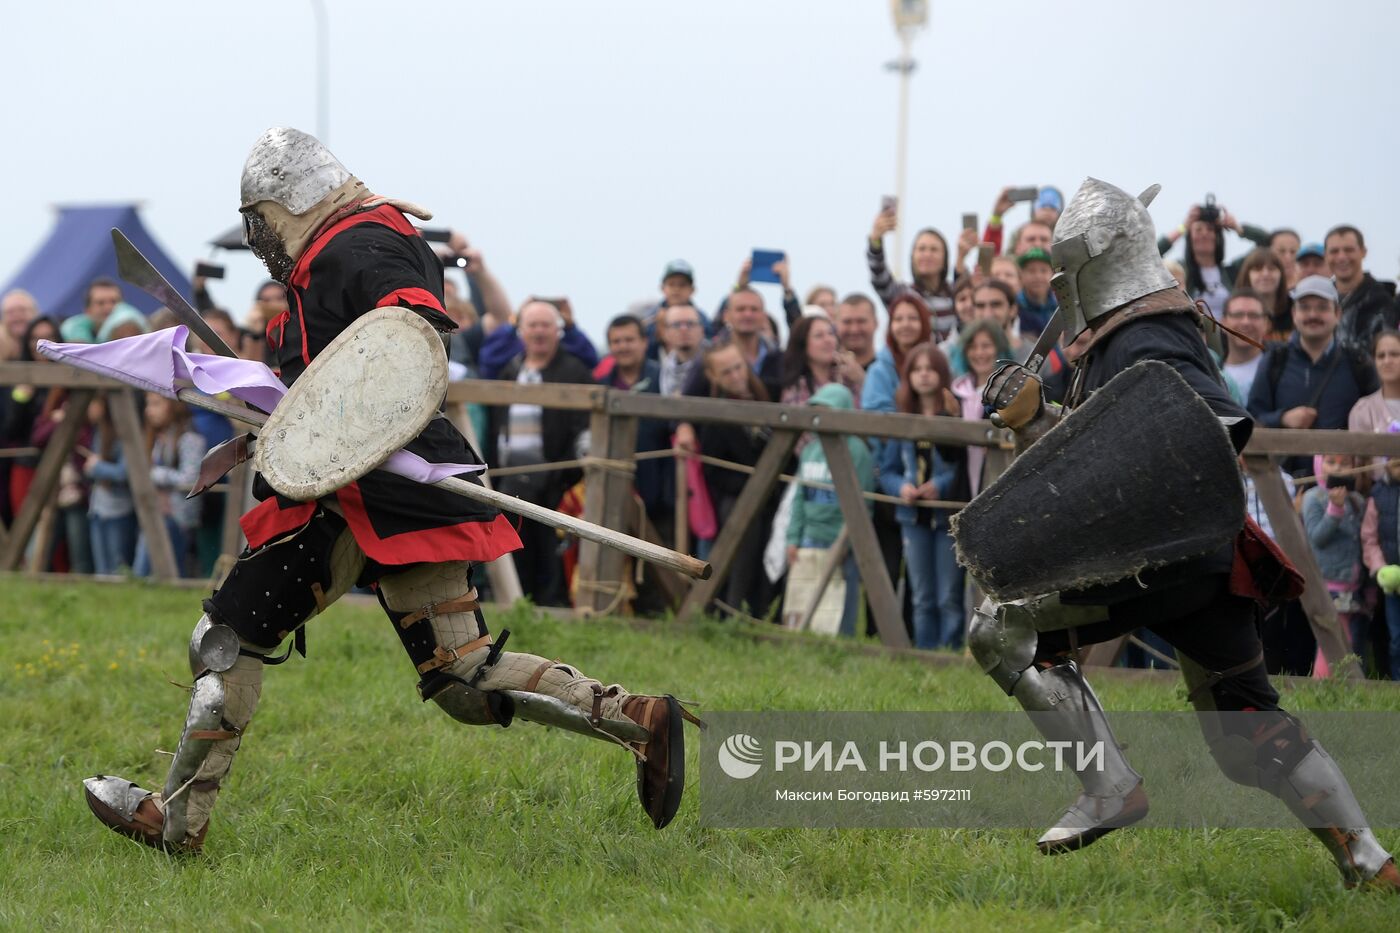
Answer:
160;615;263;847
968;594;1107;695
967;597;1039;695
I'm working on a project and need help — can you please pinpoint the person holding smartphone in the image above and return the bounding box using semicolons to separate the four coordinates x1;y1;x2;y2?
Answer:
867;198;957;338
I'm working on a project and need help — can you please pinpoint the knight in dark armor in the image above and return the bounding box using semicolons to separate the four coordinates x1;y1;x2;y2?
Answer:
964;177;1398;890
83;128;699;852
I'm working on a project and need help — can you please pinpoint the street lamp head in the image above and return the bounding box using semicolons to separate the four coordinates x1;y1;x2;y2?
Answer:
890;0;929;32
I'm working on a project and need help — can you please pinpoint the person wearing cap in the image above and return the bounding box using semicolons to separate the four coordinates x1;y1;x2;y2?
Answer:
643;259;712;360
1014;247;1057;337
1325;225;1399;357
1296;242;1328;280
1246;274;1379;477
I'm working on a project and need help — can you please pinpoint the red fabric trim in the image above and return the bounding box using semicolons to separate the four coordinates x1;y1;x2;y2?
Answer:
333;481;522;565
266;310;289;351
289;203;419;290
240;497;317;550
376;287;444;314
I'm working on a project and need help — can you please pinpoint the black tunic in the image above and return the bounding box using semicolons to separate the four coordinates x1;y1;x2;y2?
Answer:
242;203;520;565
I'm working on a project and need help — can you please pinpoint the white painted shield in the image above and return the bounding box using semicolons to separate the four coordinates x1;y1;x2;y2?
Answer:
255;307;448;500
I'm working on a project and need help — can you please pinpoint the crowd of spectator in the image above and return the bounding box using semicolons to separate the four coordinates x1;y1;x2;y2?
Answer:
5;186;1400;680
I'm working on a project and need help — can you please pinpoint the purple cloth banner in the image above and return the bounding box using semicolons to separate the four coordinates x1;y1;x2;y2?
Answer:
37;328;486;484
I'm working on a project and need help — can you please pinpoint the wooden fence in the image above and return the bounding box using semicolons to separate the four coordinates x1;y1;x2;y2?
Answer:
6;360;1400;679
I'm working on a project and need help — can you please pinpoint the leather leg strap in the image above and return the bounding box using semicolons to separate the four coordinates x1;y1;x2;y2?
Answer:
524;659;557;693
1186;650;1267;706
416;633;493;674
398;588;480;629
589;684;604;726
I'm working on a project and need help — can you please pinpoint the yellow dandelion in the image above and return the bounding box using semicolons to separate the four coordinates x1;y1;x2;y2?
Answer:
108;662;119;671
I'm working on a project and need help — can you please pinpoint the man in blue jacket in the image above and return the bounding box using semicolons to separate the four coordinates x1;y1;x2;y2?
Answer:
1246;275;1378;477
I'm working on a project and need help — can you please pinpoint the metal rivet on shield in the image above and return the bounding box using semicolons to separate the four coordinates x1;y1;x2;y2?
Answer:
297;411;305;420
358;347;365;354
330;453;339;462
278;430;287;440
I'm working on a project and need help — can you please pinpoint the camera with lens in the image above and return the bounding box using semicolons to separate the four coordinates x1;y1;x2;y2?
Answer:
1198;193;1220;226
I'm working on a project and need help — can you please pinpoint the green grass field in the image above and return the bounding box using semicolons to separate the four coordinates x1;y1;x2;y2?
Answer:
3;578;1399;931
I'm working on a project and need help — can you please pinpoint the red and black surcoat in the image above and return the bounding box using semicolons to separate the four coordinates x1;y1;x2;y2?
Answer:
241;203;521;566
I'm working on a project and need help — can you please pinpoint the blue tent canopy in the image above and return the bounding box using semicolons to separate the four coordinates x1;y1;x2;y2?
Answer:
2;204;191;320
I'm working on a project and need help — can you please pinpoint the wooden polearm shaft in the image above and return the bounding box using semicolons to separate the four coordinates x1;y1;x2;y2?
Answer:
172;388;711;581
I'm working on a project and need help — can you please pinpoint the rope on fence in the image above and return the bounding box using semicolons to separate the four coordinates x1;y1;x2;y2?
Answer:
485;455;639;478
482;446;970;510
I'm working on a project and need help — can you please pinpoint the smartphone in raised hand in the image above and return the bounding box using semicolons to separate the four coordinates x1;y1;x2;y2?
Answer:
880;195;898;215
962;212;978;231
1006;186;1038;204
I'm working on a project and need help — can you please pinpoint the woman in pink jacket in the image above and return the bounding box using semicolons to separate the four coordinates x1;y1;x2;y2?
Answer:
1348;329;1400;477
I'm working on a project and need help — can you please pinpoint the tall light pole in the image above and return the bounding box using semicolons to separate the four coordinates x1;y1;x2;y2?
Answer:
311;0;329;141
885;0;928;279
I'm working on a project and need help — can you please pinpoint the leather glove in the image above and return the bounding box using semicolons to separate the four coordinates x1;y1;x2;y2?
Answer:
983;361;1043;430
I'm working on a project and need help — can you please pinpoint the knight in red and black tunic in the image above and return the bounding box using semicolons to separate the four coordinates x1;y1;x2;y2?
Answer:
244;203;521;568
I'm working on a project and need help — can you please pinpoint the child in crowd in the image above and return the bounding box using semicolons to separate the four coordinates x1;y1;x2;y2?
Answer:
1362;456;1400;680
83;394;136;574
697;341;774;614
1303;453;1368;669
133;393;207;578
880;343;968;650
784;383;873;636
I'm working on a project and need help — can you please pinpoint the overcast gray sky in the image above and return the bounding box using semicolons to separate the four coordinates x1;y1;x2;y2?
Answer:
5;0;1396;339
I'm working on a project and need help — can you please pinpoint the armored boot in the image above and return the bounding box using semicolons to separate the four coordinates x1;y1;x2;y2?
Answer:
1280;742;1399;889
84;615;264;853
1014;659;1148;853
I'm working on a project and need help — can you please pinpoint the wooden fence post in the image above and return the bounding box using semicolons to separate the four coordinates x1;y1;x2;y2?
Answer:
1;388;96;571
576;407;638;615
1245;456;1361;679
679;429;799;620
108;389;180;581
819;434;912;649
674;450;689;554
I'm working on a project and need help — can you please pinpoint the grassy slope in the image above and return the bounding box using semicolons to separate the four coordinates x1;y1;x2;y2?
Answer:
2;579;1398;932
